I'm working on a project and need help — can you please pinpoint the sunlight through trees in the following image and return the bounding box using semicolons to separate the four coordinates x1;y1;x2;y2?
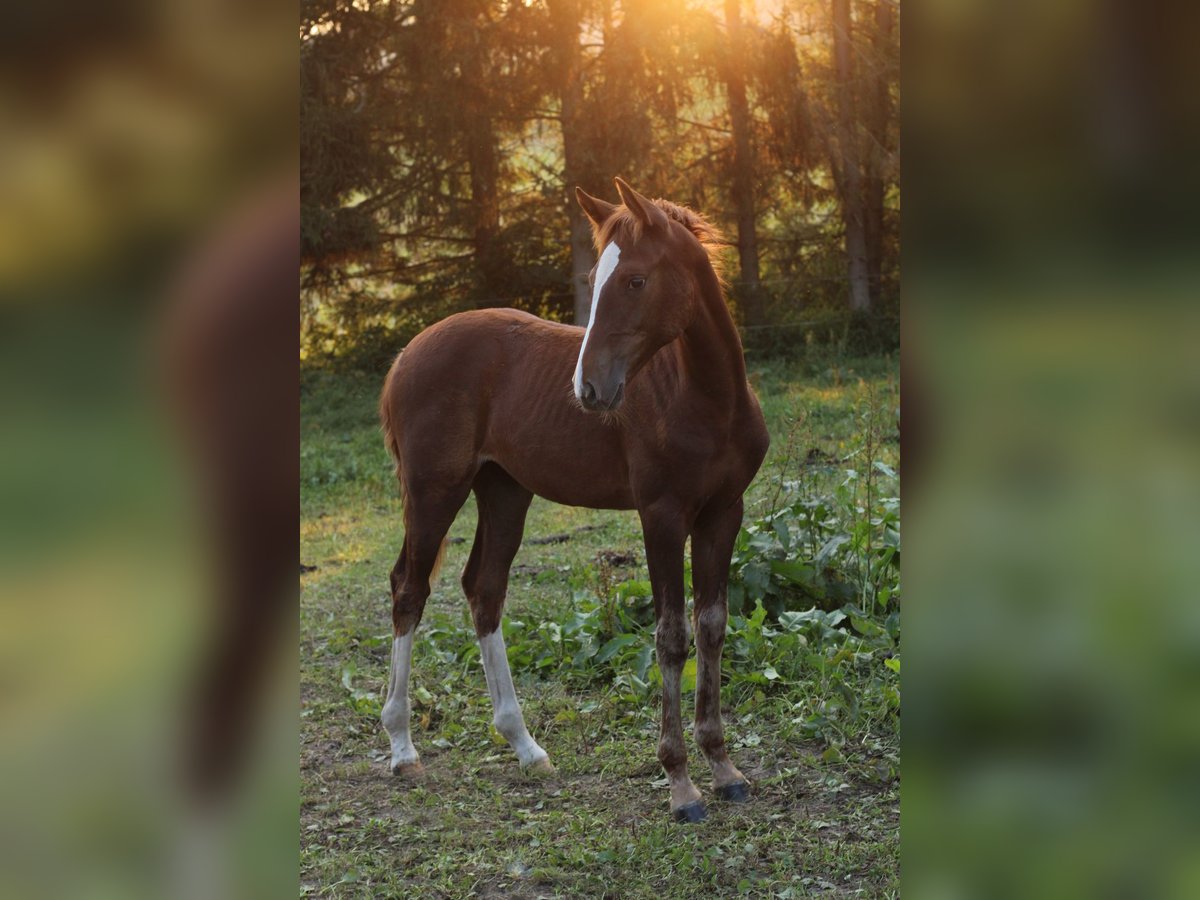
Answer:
301;0;899;364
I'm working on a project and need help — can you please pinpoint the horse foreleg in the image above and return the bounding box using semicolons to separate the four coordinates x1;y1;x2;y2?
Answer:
691;499;751;802
643;504;705;822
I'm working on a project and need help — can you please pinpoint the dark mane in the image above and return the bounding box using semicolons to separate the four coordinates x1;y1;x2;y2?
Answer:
596;198;728;280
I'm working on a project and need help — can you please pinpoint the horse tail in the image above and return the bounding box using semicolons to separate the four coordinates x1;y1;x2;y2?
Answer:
380;350;448;586
427;535;449;585
380;350;406;484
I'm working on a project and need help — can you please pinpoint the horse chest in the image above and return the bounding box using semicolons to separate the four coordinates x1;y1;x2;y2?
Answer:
639;420;758;497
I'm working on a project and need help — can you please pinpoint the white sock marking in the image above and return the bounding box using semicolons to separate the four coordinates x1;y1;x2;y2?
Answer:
574;241;622;398
479;629;548;767
381;632;419;769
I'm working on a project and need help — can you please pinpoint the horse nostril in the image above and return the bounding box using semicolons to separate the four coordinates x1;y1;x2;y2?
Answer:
582;381;597;404
609;382;625;409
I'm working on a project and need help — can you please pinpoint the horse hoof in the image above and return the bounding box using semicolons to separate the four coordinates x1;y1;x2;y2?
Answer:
672;801;708;824
716;780;751;803
524;757;556;776
391;759;425;778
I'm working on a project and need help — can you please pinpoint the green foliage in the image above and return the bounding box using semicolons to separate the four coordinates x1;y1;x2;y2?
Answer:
730;380;899;615
728;468;900;619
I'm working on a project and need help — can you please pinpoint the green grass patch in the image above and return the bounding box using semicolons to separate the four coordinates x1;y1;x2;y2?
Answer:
301;351;899;897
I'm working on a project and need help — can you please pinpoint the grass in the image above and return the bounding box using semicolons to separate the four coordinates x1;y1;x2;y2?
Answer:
300;351;900;898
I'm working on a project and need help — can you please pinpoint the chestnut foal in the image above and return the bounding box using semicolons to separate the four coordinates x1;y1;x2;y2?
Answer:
379;178;769;821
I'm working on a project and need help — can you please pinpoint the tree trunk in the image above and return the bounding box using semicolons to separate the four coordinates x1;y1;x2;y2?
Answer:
864;0;894;305
467;134;502;306
549;0;596;325
462;27;502;307
567;206;594;325
724;0;764;328
832;0;871;313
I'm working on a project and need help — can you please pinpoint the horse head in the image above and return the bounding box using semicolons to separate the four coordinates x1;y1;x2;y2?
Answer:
572;177;709;413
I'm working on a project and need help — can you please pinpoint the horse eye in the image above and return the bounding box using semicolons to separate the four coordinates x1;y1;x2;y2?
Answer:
628;276;646;290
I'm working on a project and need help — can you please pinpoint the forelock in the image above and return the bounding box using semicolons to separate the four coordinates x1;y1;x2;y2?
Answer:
594;198;727;278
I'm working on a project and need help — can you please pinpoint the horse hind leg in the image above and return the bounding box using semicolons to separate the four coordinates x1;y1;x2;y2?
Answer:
381;479;470;777
462;464;552;773
381;611;422;776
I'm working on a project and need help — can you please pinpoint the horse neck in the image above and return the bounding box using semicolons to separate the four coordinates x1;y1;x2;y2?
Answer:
675;263;749;407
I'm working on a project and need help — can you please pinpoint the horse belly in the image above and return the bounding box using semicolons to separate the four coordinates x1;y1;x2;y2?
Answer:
484;418;634;510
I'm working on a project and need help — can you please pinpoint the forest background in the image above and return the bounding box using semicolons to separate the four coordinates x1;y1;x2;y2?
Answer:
300;0;899;367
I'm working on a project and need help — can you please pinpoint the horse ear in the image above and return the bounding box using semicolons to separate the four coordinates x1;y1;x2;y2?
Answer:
575;187;618;231
614;177;669;231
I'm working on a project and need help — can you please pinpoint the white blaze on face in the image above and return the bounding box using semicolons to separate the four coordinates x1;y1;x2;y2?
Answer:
574;241;622;399
479;629;549;767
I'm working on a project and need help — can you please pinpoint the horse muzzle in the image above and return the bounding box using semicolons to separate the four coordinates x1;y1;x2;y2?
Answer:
579;379;625;412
